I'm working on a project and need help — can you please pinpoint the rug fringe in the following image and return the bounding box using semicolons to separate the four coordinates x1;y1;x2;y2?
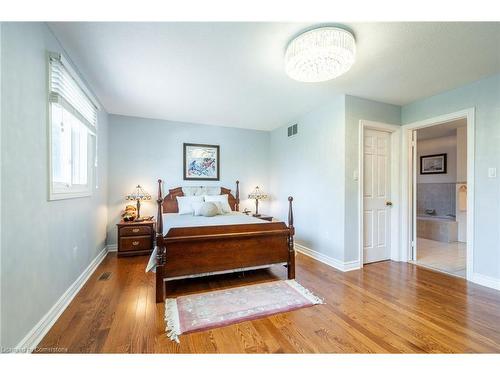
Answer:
286;280;325;305
164;298;181;343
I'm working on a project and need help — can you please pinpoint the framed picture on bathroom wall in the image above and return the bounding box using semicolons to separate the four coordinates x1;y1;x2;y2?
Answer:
420;153;447;174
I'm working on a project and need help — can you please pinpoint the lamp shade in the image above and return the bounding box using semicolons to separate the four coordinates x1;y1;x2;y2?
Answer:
125;185;151;201
248;186;268;200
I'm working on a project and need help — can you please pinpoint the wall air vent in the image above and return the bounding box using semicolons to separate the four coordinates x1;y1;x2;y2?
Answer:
287;124;298;137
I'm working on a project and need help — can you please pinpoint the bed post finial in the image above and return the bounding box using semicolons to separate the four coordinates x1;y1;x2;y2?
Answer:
235;180;240;211
287;196;295;279
288;196;294;229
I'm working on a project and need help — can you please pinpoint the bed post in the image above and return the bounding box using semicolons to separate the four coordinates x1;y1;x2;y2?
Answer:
235;180;240;211
287;196;296;279
156;179;165;303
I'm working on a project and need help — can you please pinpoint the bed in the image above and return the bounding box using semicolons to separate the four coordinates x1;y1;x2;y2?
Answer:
151;179;295;303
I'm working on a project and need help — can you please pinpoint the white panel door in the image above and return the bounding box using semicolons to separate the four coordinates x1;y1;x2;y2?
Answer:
363;129;391;264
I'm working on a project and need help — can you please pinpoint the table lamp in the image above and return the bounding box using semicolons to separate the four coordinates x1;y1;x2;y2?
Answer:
248;186;268;217
125;185;151;219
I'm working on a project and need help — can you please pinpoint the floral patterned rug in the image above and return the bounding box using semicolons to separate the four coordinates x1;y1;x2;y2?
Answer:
165;279;324;342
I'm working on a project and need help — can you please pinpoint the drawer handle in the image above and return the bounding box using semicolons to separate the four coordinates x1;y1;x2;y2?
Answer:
132;228;140;233
132;241;140;246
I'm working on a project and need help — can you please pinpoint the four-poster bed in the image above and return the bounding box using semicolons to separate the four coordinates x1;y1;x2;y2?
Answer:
153;179;295;303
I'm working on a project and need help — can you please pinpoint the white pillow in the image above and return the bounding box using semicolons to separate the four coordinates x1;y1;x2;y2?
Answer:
204;194;232;213
176;195;204;215
192;201;204;216
200;202;219;217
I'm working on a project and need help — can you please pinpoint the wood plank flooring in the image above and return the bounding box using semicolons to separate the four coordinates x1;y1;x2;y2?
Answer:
36;252;500;353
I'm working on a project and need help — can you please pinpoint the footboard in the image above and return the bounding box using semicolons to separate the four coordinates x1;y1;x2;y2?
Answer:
163;223;290;277
154;180;295;302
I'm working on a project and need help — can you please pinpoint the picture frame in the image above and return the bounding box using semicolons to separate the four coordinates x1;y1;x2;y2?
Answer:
183;143;220;181
420;153;447;174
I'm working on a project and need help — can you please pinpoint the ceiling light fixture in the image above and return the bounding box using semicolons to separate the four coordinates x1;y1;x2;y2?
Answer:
285;27;356;83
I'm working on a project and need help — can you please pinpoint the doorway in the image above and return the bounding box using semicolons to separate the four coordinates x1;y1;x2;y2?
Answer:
413;119;468;277
401;109;475;281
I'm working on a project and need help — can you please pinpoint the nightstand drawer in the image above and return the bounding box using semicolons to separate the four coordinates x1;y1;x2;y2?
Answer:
119;236;152;252
119;225;152;237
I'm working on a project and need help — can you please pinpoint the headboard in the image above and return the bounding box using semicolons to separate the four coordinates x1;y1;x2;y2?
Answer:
158;180;240;213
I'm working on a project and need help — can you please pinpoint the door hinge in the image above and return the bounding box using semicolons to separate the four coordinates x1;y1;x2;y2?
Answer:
411;241;416;248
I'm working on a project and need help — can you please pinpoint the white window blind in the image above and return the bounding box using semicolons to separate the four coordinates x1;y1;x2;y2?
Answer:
48;52;98;130
48;51;99;200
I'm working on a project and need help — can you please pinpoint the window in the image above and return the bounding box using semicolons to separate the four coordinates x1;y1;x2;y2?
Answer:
48;52;99;200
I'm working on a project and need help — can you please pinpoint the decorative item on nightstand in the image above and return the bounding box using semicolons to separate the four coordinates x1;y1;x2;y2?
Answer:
125;185;151;220
248;186;268;217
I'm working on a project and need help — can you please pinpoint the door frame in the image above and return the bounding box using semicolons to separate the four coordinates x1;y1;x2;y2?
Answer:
400;108;475;281
358;120;401;268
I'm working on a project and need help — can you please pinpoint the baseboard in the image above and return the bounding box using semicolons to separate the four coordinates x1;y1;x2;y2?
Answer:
15;246;109;353
295;244;360;272
471;272;500;291
107;244;117;252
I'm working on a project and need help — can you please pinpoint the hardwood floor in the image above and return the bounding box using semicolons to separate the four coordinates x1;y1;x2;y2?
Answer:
37;252;500;353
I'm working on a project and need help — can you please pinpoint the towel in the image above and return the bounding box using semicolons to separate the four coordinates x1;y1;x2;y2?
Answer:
458;185;467;211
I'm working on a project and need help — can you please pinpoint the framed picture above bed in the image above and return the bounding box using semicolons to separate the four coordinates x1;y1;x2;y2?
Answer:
420;153;447;174
183;143;220;181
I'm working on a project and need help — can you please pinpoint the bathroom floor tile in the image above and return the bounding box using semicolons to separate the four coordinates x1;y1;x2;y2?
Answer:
416;237;466;278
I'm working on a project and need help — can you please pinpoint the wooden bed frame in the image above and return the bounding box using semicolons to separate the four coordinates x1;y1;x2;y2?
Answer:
154;179;295;302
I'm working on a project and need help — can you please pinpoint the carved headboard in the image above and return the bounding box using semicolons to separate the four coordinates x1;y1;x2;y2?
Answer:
159;181;240;213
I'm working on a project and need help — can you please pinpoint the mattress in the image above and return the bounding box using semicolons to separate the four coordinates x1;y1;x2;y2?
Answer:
161;211;268;236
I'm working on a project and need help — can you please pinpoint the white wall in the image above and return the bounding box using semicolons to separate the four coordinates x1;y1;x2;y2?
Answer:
417;134;457;183
106;115;270;245
403;73;500;281
270;96;346;261
0;23;109;348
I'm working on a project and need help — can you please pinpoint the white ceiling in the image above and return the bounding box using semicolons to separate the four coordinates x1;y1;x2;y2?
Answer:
48;22;500;131
417;118;467;140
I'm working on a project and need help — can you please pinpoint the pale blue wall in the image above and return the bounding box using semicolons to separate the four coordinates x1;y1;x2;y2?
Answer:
402;74;500;280
269;96;346;261
0;22;109;348
344;96;401;261
107;115;270;245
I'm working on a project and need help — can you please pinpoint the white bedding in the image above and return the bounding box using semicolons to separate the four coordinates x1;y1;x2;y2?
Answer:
161;211;267;236
145;212;275;274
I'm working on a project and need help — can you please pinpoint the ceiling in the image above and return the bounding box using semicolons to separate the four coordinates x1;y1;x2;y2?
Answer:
48;22;500;131
417;118;467;140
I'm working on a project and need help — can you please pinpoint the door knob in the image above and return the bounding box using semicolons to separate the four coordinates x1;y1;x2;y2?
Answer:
386;201;393;207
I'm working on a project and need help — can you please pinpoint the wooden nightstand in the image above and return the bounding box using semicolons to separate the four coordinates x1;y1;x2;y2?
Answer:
117;220;155;257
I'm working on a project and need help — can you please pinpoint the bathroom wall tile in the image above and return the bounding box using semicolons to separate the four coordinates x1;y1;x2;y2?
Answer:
417;183;456;216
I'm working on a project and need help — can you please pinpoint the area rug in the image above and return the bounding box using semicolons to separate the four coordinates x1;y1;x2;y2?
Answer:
164;279;324;342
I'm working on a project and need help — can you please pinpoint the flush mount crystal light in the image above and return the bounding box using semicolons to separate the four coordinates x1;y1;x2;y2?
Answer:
285;27;356;83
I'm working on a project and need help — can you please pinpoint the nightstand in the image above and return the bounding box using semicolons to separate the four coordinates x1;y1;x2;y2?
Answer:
117;220;155;257
256;214;273;222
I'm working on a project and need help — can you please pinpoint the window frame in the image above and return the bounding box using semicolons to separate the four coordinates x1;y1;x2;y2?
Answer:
47;52;99;201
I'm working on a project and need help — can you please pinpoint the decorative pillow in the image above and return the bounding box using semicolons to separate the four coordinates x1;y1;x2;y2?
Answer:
176;195;204;215
192;201;204;216
199;202;219;217
204;194;232;213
